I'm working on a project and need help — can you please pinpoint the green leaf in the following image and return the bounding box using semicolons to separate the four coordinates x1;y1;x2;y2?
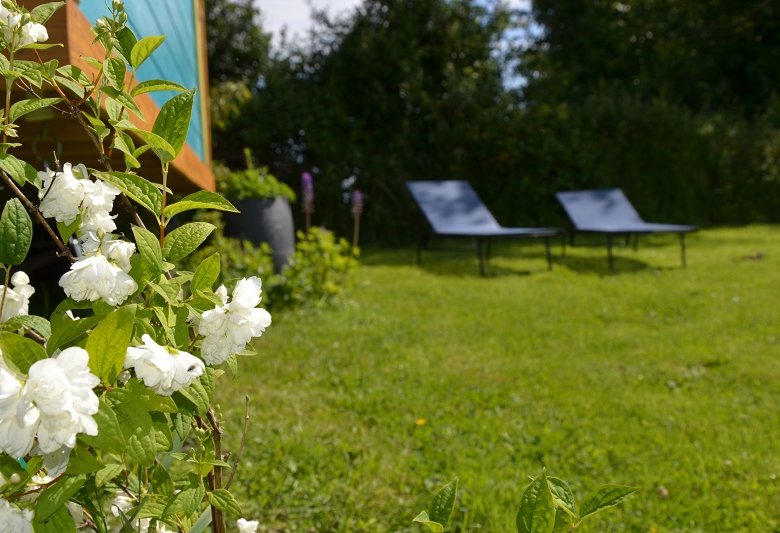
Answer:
0;332;47;374
412;511;444;532
114;136;141;169
132;225;163;283
0;198;32;265
163;191;238;220
547;477;576;518
127;128;175;165
191;253;220;293
94;170;163;218
114;27;138;65
121;379;178;413
66;442;104;475
429;478;458;526
579;484;639;520
79;399;127;453
516;470;556;533
153;89;194;157
9;97;61;123
103;57;127;89
189;508;213;533
115;396;156;467
53;74;85;98
14;60;44;88
551;509;573;533
163;222;215;262
206;489;242;517
47;306;100;355
4;315;51;340
95;464;124;488
131;35;165;70
132;79;187;97
33;504;78;533
0;153;38;187
162;485;205;518
54;215;80;244
175;367;214;416
85;305;136;385
35;474;86;521
30;2;65;24
102;86;143;119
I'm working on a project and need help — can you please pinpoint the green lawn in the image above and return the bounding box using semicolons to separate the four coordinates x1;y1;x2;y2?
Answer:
217;226;780;532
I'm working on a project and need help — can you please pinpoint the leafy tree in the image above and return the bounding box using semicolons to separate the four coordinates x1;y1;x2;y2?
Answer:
205;0;271;85
237;0;516;240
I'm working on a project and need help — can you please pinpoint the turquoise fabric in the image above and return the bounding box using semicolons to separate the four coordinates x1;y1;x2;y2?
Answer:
78;0;205;161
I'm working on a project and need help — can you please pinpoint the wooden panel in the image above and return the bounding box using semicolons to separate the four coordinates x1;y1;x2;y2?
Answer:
15;0;215;192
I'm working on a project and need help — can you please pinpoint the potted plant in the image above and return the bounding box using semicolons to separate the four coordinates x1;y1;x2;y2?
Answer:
217;150;297;272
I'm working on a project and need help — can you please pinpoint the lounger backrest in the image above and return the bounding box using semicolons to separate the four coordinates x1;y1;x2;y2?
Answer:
556;189;644;228
406;180;501;233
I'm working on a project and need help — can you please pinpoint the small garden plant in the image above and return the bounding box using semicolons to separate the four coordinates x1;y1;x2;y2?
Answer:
214;149;295;202
414;474;638;533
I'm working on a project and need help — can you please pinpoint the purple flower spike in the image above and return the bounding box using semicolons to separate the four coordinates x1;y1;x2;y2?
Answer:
301;172;314;214
351;190;364;216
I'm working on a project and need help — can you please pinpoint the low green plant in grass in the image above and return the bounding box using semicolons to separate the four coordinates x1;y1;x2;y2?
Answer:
414;474;637;533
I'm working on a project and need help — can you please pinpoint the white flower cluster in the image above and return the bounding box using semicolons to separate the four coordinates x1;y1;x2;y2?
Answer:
124;335;205;396
237;518;260;532
191;277;272;365
0;271;34;321
0;497;33;533
0;347;99;458
37;163;138;306
0;2;48;47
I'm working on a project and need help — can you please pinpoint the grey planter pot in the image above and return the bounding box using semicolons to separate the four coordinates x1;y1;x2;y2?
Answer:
224;196;295;273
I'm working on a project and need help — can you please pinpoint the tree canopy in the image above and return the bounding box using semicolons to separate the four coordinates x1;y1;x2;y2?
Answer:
209;0;780;241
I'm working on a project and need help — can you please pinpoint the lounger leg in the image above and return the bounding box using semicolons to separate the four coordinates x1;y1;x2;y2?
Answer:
476;239;486;276
544;237;552;270
680;233;687;268
606;234;614;271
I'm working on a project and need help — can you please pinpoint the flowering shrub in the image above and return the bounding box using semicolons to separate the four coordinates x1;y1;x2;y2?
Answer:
0;1;263;530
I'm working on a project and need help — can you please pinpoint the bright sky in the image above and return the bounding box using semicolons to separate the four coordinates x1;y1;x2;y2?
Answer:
258;0;361;47
257;0;531;48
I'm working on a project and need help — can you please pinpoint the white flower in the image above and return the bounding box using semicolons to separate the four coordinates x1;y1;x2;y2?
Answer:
124;335;205;396
0;4;21;43
18;22;47;45
59;255;137;306
79;209;117;236
0;364;37;457
193;277;272;365
237;518;259;533
23;347;99;453
0;498;33;533
81;233;136;272
0;270;35;321
38;163;85;225
78;177;120;236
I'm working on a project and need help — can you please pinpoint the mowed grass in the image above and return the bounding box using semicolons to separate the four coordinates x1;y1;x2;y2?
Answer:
217;226;780;532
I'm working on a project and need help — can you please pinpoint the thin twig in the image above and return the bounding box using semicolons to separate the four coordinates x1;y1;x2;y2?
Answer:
205;407;226;533
0;169;75;261
224;396;250;490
